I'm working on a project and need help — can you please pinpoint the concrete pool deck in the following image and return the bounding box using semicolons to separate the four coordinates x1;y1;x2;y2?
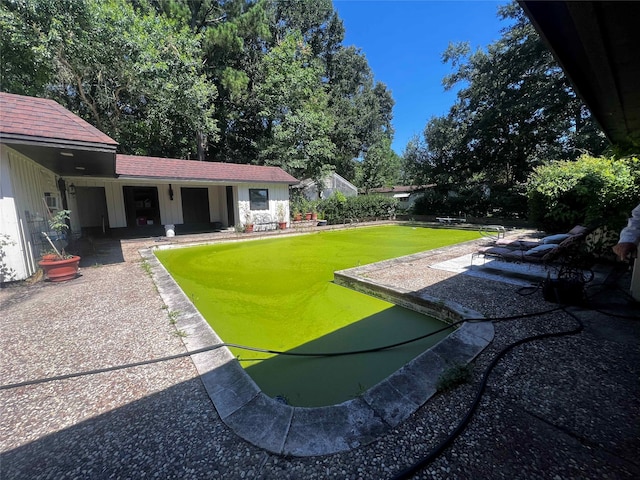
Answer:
2;224;638;479
141;245;493;456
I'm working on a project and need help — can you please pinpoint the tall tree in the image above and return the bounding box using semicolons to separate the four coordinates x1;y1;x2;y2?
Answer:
325;46;395;181
404;1;607;212
2;0;397;175
198;0;273;163
267;0;395;182
268;0;334;54
0;0;58;96
153;0;225;32
1;0;218;159
356;134;401;193
256;31;335;183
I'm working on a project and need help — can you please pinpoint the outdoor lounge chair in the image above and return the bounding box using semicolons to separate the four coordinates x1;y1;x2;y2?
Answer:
487;225;591;251
473;225;594;270
472;228;596;305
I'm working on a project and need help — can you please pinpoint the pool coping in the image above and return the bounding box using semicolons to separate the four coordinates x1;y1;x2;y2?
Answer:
140;244;494;457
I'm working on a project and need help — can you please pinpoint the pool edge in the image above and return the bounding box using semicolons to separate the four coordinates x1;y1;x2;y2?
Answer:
141;247;494;457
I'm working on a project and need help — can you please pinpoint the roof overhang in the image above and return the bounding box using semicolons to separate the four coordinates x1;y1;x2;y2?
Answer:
115;154;300;185
116;174;297;185
3;136;117;177
519;1;640;147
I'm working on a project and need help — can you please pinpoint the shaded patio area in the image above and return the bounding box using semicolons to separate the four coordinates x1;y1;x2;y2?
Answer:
1;226;638;479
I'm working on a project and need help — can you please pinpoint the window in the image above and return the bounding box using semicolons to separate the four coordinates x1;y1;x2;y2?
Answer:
249;188;269;210
44;193;58;211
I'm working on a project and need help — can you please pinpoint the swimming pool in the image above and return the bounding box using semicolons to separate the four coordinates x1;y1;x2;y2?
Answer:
155;225;482;406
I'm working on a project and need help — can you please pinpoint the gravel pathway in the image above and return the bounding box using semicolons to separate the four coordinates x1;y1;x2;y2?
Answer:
1;227;638;479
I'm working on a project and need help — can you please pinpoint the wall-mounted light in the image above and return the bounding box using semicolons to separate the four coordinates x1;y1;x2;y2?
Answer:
60;151;74;157
69;183;76;195
168;184;174;201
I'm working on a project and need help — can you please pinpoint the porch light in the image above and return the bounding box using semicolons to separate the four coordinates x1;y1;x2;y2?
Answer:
60;151;74;157
168;184;174;201
69;184;76;195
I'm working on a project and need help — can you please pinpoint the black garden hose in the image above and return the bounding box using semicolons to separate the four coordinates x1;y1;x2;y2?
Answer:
390;306;585;480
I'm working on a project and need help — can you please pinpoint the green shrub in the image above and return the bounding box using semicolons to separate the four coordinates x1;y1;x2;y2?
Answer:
0;233;17;283
318;193;398;224
412;184;491;217
413;188;448;215
289;190;307;217
527;155;640;232
490;183;528;218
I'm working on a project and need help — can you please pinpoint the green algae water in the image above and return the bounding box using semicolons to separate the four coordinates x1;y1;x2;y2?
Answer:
156;225;480;406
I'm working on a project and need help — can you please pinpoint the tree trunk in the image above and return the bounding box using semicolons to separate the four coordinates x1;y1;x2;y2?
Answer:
197;131;207;161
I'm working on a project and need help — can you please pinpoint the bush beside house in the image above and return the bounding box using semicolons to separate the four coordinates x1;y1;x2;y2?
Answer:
527;155;640;233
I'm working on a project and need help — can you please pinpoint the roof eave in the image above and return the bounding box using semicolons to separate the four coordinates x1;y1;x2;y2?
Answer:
0;133;118;152
116;174;298;185
519;0;640;147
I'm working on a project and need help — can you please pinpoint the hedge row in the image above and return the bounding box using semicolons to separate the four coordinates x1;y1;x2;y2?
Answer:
317;193;398;225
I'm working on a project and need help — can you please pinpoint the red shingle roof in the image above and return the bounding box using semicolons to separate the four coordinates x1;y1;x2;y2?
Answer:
116;155;299;184
0;93;297;184
0;92;117;147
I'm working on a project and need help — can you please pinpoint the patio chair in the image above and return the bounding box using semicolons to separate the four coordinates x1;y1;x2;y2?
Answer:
472;225;597;305
472;226;595;274
488;225;591;251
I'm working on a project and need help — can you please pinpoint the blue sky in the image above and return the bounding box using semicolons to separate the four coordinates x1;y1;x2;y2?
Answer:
333;0;510;154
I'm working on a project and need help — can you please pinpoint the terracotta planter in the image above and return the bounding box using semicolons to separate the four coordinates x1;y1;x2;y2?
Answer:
244;224;254;233
311;213;318;220
293;213;303;221
278;222;287;230
305;213;312;220
38;255;81;282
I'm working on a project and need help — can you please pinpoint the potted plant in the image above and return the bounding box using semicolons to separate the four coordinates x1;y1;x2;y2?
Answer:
243;207;254;233
277;203;288;230
40;249;59;262
293;198;310;220
310;202;318;221
38;210;81;282
317;211;327;227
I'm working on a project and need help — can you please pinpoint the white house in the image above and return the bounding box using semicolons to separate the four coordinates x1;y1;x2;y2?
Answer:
0;92;298;282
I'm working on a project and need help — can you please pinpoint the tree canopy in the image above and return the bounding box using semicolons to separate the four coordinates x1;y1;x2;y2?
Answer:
2;0;614;199
1;0;395;187
403;1;608;217
1;0;218;159
527;155;639;232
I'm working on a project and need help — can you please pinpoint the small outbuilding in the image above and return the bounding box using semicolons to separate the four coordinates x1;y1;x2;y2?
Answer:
293;172;358;201
0;92;298;281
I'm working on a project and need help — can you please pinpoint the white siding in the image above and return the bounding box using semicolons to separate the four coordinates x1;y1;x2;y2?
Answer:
237;183;290;228
0;145;59;281
157;182;182;225
67;179;265;229
0;143;292;281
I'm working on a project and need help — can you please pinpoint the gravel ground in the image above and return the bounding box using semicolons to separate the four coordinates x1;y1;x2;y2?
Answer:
1;227;639;479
